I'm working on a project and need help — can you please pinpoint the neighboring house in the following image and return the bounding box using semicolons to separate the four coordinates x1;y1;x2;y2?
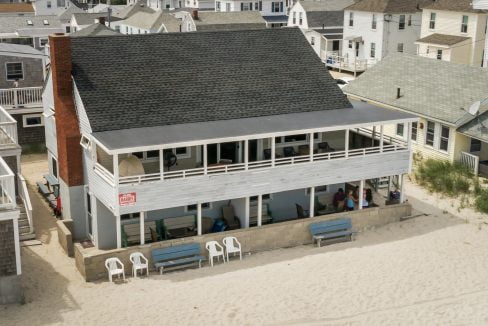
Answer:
0;3;35;16
343;53;488;177
31;0;71;16
118;10;181;34
0;16;64;50
341;0;423;74
181;10;266;31
0;43;47;148
473;0;488;67
70;12;115;32
183;0;213;10
44;29;414;250
146;0;183;10
416;0;488;66
88;3;126;15
70;22;121;36
58;5;85;33
215;0;290;27
287;0;355;60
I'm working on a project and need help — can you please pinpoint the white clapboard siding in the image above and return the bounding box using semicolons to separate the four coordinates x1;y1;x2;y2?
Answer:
84;151;116;211
118;150;410;214
73;82;92;135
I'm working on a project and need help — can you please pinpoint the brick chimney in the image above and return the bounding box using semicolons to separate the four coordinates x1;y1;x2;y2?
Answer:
191;9;198;20
97;16;106;25
49;33;83;188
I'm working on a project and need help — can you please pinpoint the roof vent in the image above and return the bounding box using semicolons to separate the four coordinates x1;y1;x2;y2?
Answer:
396;87;402;99
191;9;198;20
26;19;33;26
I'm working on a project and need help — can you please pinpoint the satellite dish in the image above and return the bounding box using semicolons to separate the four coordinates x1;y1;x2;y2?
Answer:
468;101;481;116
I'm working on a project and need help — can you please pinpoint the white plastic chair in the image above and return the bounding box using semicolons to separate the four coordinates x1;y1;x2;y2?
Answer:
105;257;125;282
222;236;242;261
206;241;226;267
129;252;149;277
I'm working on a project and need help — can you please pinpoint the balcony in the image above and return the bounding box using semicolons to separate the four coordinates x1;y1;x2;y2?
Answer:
0;156;16;211
322;51;377;76
0;87;43;109
0;106;18;149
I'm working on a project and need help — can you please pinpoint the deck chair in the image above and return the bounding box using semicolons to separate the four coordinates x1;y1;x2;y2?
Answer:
222;236;242;262
129;252;149;278
221;205;241;230
105;257;125;282
283;146;298;157
206;241;226;267
296;204;309;219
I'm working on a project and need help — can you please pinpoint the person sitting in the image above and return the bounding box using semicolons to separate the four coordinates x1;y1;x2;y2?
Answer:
333;188;346;210
362;190;369;208
390;189;401;201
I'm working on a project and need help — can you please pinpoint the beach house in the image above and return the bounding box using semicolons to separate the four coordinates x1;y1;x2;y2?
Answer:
181;10;266;31
43;28;416;257
343;53;488;177
471;0;488;67
415;0;487;66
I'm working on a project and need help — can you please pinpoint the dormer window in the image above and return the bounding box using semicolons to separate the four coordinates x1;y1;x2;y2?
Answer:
26;20;33;26
43;20;49;25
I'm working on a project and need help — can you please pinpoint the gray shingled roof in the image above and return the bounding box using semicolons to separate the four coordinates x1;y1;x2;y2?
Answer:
0;15;62;34
458;110;488;142
70;23;121;37
416;33;470;46
114;1;156;19
0;43;44;56
346;0;426;13
191;11;266;31
58;5;85;23
301;0;355;11
422;0;486;13
72;12;112;25
71;28;352;133
300;0;354;27
343;53;488;126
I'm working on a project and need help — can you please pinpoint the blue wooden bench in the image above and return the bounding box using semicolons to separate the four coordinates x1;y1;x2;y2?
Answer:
309;218;354;247
37;181;52;197
151;243;206;275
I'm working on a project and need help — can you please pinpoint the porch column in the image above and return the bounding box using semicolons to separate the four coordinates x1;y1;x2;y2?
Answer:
197;203;202;236
244;196;250;228
257;194;262;227
309;132;314;162
372;126;376;147
12;217;21;275
387;176;392;195
140;211;145;245
399;174;405;203
358;179;364;210
244;139;249;170
159;149;164;180
116;214;121;249
379;125;384;152
271;137;276;167
113;154;119;185
407;122;412;148
345;129;350;158
203;144;208;175
309;187;315;217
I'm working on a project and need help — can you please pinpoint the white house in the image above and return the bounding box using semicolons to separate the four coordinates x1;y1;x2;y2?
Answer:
70;12;113;32
31;0;79;16
181;10;266;31
287;0;354;60
344;53;488;177
117;10;181;34
341;0;423;74
43;29;415;253
215;0;290;27
473;0;488;67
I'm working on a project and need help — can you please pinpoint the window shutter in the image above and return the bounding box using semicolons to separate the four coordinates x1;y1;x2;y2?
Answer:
280;1;283;12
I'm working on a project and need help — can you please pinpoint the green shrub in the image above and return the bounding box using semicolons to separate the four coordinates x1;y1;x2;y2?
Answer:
414;159;473;196
475;189;488;214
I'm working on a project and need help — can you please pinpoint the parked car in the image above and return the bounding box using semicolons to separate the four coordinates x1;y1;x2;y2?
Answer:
336;77;355;89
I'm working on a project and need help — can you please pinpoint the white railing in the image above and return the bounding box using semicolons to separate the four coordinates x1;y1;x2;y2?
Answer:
323;53;377;73
460;151;479;175
0;106;17;146
0;157;15;210
18;174;33;234
94;163;115;185
118;143;408;185
356;127;408;147
0;87;43;108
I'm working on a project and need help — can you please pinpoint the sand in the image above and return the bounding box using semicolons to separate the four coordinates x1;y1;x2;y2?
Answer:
2;158;488;325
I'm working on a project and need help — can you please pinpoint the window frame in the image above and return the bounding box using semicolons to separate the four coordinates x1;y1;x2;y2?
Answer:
411;122;418;142
429;12;436;29
439;125;450;152
461;15;468;33
22;114;44;128
437;49;443;60
5;62;24;81
397;43;404;53
349;12;354;27
370;42;376;58
371;14;377;30
425;121;435;147
399;14;405;30
470;138;481;152
396;123;405;138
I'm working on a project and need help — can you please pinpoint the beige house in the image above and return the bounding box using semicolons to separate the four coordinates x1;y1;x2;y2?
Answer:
344;53;488;176
416;0;488;66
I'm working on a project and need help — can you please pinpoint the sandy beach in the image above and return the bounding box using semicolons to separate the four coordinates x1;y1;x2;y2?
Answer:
2;156;488;325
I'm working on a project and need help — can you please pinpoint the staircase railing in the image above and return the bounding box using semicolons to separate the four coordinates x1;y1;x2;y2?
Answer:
18;174;33;234
460;151;479;176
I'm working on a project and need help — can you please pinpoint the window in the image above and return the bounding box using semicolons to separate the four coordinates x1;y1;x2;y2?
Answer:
429;12;436;29
425;121;435;146
284;134;306;143
299;12;302;25
408;15;412;26
258;1;262;10
250;194;272;202
216;1;220;10
399;15;405;30
65;25;71;33
241;2;251;10
397;43;404;53
271;2;282;12
439;126;450;151
125;26;128;34
47;0;51;8
411;122;418;141
186;202;211;212
437;49;442;60
6;62;23;80
80;134;91;150
225;3;230;11
310;36;315;45
470;138;481;152
115;25;120;32
292;11;296;24
86;191;92;236
371;14;377;29
461;15;468;33
370;42;376;58
40;38;48;47
349;12;354;26
396;123;404;137
23;114;44;127
348;40;352;49
52;157;58;179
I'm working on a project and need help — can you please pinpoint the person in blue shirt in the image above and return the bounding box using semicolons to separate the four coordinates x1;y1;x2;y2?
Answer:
345;190;355;211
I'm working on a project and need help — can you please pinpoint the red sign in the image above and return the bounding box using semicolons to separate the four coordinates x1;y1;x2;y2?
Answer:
119;192;136;206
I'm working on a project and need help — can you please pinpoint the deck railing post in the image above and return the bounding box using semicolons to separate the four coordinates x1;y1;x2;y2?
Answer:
271;137;275;167
244;139;249;170
197;203;202;236
309;187;315;217
358;179;364;210
380;125;384;152
13;89;18;108
309;132;314;162
203;144;208;175
257;194;262;227
113;154;119;186
372;126;376;146
345;129;349;158
159;149;164;180
400;174;405;203
116;214;121;249
140;211;145;245
244;197;250;228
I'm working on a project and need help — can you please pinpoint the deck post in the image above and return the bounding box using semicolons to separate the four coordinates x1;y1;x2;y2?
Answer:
345;129;349;158
399;174;405;203
372;126;376;146
257;194;262;227
380;125;384;152
116;214;121;249
203;144;208;175
407;122;412;148
309;187;315;217
387;175;392;195
358;180;364;210
244;139;249;170
197;203;202;236
244;196;250;228
309;132;314;162
271;137;275;167
140;211;145;245
159;149;164;180
12;217;21;275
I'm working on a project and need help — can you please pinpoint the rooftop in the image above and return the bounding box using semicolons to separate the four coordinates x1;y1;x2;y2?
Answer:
190;11;267;31
422;0;486;13
123;10;180;32
416;33;471;46
58;5;85;22
0;15;62;34
70;23;121;37
0;43;44;57
301;0;355;12
343;53;488;127
70;28;351;133
346;0;427;13
72;12;114;26
0;3;34;13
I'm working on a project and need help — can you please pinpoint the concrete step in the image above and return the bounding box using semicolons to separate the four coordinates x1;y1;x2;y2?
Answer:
19;225;31;235
18;219;30;228
20;233;36;241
